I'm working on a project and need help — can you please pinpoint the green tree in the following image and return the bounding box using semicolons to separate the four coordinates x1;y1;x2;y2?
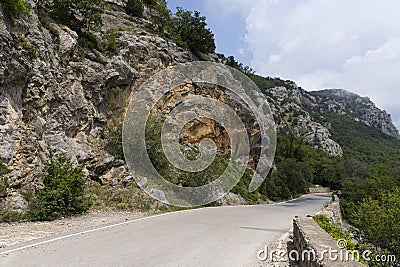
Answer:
232;169;259;203
27;155;90;221
75;0;104;32
169;8;215;55
150;3;171;34
51;0;104;33
225;55;255;76
353;190;400;257
125;0;144;17
259;175;291;201
143;0;157;6
340;175;398;219
0;0;29;21
276;158;313;195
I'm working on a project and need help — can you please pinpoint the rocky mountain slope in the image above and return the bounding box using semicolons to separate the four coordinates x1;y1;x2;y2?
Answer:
252;77;399;156
306;89;400;139
0;0;399;209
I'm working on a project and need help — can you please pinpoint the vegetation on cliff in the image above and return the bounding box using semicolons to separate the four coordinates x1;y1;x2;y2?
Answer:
0;0;29;21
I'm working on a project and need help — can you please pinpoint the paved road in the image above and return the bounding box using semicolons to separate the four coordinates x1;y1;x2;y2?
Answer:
0;194;331;267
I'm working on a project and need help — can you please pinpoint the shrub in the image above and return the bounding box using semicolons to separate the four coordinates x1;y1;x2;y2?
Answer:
77;32;104;57
21;41;38;59
78;32;102;50
313;215;356;250
224;55;255;76
125;0;144;17
232;169;260;203
149;3;170;34
0;0;29;21
0;160;10;176
103;115;124;160
105;31;121;57
352;190;400;257
27;155;91;221
0;177;9;198
0;209;24;223
50;0;104;33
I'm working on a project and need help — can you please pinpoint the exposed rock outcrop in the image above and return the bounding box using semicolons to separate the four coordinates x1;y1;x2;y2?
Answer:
0;1;195;205
265;84;343;156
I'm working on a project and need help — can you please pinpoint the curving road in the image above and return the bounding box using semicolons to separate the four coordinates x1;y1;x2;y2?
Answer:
0;193;331;267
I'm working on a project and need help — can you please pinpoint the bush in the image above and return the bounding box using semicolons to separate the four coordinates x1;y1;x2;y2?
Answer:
313;215;356;250
125;0;144;17
0;160;10;176
224;55;255;76
232;169;260;203
105;31;121;57
21;40;38;59
27;155;91;221
77;32;104;57
0;0;29;21
352;190;400;258
103;115;124;160
0;209;24;223
0;177;9;198
50;0;104;33
149;3;170;34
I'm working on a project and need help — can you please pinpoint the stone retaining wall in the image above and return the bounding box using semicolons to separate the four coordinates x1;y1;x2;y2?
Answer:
309;187;330;193
319;195;342;225
293;217;363;267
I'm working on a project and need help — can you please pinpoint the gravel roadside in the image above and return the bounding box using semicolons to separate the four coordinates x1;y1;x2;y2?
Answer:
0;210;148;248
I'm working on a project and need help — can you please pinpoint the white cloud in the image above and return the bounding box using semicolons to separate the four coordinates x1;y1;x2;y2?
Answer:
241;0;400;128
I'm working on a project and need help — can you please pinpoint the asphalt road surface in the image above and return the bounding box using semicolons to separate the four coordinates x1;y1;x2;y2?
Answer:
0;193;331;267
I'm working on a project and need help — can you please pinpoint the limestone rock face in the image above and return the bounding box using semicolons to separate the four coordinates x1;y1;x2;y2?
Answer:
0;1;195;204
265;85;343;157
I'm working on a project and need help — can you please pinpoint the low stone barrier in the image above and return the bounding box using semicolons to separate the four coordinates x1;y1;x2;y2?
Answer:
319;195;342;225
309;187;330;193
293;217;364;267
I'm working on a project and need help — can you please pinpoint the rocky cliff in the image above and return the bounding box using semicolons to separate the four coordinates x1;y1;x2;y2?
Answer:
0;0;196;208
261;81;343;157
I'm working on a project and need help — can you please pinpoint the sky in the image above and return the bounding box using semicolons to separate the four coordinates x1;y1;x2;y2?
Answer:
166;0;400;130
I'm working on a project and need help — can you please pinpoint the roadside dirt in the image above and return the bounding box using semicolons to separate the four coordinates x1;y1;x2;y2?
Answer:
0;210;147;248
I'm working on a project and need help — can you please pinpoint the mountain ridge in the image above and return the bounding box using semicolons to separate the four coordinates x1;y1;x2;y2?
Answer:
307;88;399;139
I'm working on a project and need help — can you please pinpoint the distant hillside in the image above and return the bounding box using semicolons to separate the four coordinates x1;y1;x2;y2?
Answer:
248;74;400;160
308;89;400;139
314;111;400;166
